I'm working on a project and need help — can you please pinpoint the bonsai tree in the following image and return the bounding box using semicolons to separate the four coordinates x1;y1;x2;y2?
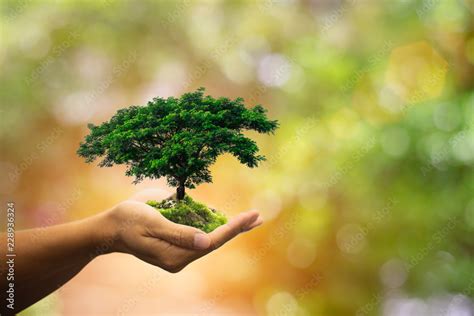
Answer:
78;88;278;232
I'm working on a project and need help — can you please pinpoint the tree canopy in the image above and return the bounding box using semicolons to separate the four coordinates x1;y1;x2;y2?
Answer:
77;88;278;199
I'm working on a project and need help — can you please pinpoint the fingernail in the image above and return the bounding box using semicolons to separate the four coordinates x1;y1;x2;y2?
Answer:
194;233;211;249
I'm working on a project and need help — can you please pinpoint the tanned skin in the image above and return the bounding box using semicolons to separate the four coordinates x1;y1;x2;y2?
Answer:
0;189;263;313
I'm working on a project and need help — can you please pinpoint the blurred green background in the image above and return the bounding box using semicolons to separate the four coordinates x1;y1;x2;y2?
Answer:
1;0;473;315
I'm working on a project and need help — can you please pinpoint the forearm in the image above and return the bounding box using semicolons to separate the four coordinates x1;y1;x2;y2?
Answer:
0;192;262;314
0;212;109;313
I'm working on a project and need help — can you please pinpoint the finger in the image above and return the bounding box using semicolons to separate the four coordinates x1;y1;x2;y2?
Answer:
164;212;262;270
129;188;172;203
208;210;260;250
243;215;263;232
154;220;211;250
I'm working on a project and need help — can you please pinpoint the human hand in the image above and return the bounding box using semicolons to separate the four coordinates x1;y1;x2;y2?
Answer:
100;189;263;273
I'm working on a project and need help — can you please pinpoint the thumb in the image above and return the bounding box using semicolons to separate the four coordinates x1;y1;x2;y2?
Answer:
156;219;211;250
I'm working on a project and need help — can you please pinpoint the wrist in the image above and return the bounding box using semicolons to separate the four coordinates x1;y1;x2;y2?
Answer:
87;210;120;258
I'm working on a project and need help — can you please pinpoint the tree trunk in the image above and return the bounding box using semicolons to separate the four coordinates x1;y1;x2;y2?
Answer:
176;184;185;200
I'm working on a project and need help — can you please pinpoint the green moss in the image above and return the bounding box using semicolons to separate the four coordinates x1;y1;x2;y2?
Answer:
146;195;227;233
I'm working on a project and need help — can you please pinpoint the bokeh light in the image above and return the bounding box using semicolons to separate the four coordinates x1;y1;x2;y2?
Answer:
0;0;473;315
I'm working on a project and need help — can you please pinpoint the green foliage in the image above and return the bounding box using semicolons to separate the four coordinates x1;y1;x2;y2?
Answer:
5;1;474;314
147;195;227;233
77;88;278;197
